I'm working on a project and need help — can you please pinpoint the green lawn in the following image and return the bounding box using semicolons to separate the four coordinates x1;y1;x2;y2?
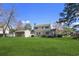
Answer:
0;37;79;56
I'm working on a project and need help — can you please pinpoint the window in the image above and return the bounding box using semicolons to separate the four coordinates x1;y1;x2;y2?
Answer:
34;27;38;29
36;32;40;35
42;27;44;29
36;32;38;35
46;32;49;34
45;26;49;29
39;32;40;35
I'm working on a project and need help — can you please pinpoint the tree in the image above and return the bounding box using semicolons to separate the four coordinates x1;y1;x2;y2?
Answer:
63;26;74;36
59;3;79;26
0;5;16;37
16;20;32;30
16;20;24;30
24;23;32;30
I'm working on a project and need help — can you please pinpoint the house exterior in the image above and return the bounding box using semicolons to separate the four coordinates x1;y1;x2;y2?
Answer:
0;22;16;37
15;30;31;37
34;24;56;37
15;21;32;37
0;24;31;37
0;24;9;37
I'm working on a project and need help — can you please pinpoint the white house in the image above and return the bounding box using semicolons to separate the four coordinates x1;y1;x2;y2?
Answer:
34;24;56;37
0;24;31;37
15;20;32;37
15;30;31;37
0;24;9;37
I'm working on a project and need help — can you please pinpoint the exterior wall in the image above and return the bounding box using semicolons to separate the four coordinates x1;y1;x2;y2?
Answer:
0;28;9;34
0;31;3;34
0;28;3;34
24;30;31;37
7;32;15;37
0;28;9;37
5;30;9;34
34;24;54;36
15;32;24;37
15;30;31;37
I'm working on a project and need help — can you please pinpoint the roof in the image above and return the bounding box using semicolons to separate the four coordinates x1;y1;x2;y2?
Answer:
0;22;4;28
34;29;51;32
0;22;11;30
0;25;4;28
15;30;31;32
34;24;50;27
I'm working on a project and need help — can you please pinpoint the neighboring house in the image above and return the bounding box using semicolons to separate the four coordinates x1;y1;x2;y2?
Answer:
34;24;56;37
15;22;32;37
0;22;16;37
0;23;32;37
8;29;15;37
0;24;9;37
15;30;31;37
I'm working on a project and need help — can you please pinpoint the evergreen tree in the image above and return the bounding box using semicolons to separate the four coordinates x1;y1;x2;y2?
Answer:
24;23;31;30
59;3;79;26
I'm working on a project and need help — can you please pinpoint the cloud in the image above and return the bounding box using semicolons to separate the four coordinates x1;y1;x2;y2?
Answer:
22;20;30;24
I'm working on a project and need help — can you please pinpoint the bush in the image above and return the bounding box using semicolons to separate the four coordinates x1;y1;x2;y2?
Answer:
31;35;34;37
41;35;47;37
56;34;63;38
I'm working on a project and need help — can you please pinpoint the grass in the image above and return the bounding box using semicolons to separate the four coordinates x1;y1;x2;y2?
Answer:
0;37;79;56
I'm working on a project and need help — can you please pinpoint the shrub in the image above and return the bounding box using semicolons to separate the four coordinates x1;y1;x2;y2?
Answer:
56;34;63;38
31;35;34;37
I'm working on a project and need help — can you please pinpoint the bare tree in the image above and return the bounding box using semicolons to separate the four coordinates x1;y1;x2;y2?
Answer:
3;8;15;37
0;4;16;37
16;20;24;30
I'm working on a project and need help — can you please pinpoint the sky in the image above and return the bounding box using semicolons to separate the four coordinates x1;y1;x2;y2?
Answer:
2;3;64;25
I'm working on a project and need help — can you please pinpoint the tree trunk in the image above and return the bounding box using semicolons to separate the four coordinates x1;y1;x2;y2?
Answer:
3;28;6;37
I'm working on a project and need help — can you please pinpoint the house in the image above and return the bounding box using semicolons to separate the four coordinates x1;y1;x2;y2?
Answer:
15;21;32;37
34;24;56;37
0;22;32;37
0;24;9;37
0;21;16;37
15;30;31;37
